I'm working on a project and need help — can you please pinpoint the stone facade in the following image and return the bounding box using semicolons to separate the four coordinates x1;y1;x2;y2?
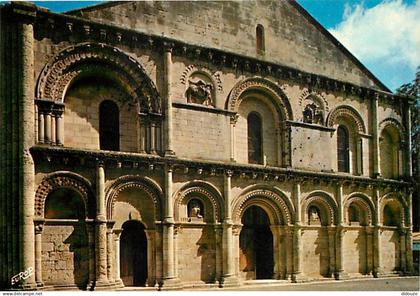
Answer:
0;0;415;291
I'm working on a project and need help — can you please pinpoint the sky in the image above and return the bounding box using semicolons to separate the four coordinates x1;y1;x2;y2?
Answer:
16;0;420;92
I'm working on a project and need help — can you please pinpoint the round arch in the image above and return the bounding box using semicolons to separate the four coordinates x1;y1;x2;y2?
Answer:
380;192;407;226
173;180;224;223
301;191;338;226
105;175;164;223
35;171;94;219
327;105;366;134
343;193;375;225
226;77;293;121
379;118;405;141
232;185;294;225
36;42;162;114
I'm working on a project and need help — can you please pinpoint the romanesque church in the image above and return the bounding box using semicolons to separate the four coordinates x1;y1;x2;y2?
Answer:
0;0;415;290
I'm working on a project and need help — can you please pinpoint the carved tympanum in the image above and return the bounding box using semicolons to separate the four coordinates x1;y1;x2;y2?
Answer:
186;79;214;106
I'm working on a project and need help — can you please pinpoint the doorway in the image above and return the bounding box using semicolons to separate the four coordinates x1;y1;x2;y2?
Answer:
240;205;274;279
120;220;148;286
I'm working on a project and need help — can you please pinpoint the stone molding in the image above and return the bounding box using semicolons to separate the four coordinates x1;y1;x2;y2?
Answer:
36;42;162;115
327;105;367;134
105;175;164;221
379;117;406;139
174;181;224;223
226;77;293;121
34;171;94;218
343;193;375;225
232;187;294;225
301;191;338;226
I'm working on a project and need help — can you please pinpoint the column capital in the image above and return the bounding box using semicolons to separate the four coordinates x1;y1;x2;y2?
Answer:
230;113;239;125
225;169;234;178
162;41;174;53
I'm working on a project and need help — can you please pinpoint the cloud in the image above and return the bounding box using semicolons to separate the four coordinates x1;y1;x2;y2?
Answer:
329;0;420;90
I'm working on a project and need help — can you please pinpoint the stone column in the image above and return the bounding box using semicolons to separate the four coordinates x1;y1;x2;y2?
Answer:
19;12;37;289
34;221;44;287
399;229;407;273
50;115;56;144
44;110;51;144
292;182;304;282
138;117;146;153
163;43;175;156
86;221;96;290
371;94;380;177
373;187;382;277
106;221;115;285
270;225;281;280
149;122;156;154
113;229;123;287
230;115;238;162
221;170;239;287
54;105;64;146
95;162;109;288
38;111;44;144
145;230;156;287
405;189;414;273
292;226;304;282
327;227;335;278
334;183;347;279
214;225;223;284
365;226;374;274
285;227;293;280
161;164;181;289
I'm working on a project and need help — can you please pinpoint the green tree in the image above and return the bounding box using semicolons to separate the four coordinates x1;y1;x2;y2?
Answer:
396;66;419;231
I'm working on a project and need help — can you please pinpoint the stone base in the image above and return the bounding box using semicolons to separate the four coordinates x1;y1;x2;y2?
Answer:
219;275;240;288
291;273;306;283
334;271;349;280
113;279;125;289
92;279;114;290
158;277;183;290
372;270;383;278
14;282;38;290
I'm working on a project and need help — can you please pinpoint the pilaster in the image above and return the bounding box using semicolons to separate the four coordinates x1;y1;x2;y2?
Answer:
34;220;44;287
163;42;175;156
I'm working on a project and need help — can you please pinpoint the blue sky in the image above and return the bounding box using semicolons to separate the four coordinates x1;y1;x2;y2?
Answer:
30;1;420;91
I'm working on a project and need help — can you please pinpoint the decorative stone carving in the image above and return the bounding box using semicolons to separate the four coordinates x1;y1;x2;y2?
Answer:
36;42;162;114
188;199;203;219
226;77;293;120
303;103;324;125
308;206;320;225
34;172;94;218
181;65;221;107
186;79;213;106
327;105;366;134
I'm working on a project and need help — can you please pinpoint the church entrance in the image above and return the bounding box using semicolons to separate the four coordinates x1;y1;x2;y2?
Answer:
239;206;274;279
120;220;148;286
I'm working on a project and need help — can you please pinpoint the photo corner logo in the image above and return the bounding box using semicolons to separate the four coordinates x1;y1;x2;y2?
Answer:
10;267;34;286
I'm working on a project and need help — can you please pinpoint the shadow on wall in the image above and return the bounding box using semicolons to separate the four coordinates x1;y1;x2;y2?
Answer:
63;221;89;290
196;226;216;283
314;228;330;277
354;230;368;274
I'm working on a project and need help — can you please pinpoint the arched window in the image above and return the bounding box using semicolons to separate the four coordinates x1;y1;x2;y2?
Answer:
383;204;399;226
380;128;399;179
99;100;120;151
256;24;265;54
337;125;350;172
45;188;85;219
349;204;360;224
248;112;263;164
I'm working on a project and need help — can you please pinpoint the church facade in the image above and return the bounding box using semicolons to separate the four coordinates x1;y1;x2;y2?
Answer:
0;0;415;290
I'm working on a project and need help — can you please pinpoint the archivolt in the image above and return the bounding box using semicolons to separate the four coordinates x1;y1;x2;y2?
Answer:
36;42;161;114
343;193;375;225
226;77;293;120
232;185;294;225
380;192;407;225
301;191;338;225
105;175;163;220
174;180;224;222
379;117;405;139
34;171;94;218
327;105;366;134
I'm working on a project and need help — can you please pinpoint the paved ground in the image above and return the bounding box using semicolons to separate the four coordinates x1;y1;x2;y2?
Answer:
218;277;420;291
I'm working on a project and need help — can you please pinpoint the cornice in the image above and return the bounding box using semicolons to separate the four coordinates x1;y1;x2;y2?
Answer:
25;5;411;106
31;145;413;190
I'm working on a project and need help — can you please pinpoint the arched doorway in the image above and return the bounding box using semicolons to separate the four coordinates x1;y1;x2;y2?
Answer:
120;220;148;286
239;206;273;279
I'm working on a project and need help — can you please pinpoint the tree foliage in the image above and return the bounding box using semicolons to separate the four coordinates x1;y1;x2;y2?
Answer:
396;66;419;231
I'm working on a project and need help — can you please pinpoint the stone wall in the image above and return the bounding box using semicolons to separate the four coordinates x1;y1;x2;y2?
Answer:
301;228;330;278
42;223;89;287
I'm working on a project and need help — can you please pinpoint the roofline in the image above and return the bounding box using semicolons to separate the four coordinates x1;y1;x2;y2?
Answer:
290;0;391;92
